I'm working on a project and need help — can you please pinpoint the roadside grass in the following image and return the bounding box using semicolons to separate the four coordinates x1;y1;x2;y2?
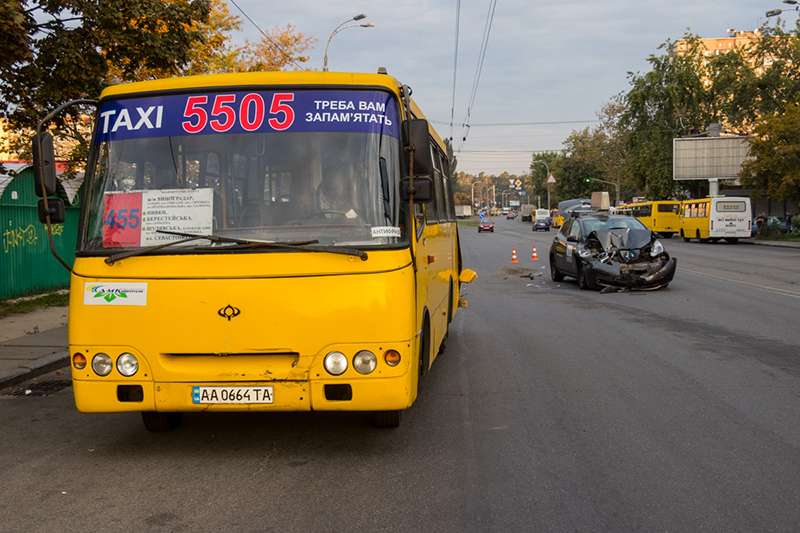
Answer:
457;217;480;227
0;292;69;319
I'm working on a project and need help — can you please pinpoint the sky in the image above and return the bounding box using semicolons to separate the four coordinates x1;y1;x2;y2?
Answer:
230;0;772;174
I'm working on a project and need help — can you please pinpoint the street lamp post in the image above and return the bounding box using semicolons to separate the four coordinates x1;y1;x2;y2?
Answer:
766;0;799;17
532;160;556;209
322;14;374;72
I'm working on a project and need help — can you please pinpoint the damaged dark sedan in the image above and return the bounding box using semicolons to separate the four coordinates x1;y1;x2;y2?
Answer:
549;214;677;290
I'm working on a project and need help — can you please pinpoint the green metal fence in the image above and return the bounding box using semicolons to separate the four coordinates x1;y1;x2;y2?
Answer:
0;167;81;300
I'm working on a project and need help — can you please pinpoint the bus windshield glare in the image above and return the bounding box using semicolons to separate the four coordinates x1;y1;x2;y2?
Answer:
81;89;403;252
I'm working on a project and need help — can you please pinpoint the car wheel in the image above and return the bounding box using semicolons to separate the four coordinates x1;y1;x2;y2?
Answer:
142;412;182;432
550;254;564;282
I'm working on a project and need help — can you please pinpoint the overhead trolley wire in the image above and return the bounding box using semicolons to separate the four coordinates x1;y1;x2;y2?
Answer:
229;0;305;70
449;0;461;142
458;0;498;149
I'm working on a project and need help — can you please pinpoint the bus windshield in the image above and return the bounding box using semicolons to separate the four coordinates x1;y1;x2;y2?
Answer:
81;89;403;252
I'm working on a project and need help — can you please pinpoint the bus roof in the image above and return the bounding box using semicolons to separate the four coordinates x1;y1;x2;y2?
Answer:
98;70;446;150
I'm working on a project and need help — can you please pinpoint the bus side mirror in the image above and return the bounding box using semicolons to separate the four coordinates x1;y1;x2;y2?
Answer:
400;176;433;202
405;118;434;176
38;198;65;224
33;132;58;197
459;268;477;284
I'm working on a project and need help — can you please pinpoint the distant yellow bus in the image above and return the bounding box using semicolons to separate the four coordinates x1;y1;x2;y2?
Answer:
617;200;680;237
33;70;476;430
679;197;752;243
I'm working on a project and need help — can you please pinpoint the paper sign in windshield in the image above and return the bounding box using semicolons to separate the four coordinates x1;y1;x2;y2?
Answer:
371;226;402;239
102;188;213;247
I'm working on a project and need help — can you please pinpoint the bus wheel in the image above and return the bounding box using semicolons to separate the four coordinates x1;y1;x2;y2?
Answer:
681;230;690;242
142;412;182;432
370;410;401;428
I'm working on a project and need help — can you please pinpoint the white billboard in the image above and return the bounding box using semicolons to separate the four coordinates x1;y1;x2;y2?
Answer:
673;136;751;181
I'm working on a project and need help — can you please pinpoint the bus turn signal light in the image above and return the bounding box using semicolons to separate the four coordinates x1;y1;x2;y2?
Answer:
73;353;87;369
384;350;401;367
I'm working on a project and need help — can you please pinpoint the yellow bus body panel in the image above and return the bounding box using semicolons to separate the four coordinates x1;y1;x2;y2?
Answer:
69;250;425;413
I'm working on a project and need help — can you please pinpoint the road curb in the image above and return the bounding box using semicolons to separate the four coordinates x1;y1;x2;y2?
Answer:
740;240;800;249
0;351;69;390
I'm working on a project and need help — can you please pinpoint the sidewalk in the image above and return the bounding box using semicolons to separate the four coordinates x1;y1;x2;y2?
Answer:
0;306;68;389
742;239;800;249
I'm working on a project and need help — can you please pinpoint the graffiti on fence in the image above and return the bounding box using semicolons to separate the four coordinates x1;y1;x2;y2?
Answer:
2;223;63;253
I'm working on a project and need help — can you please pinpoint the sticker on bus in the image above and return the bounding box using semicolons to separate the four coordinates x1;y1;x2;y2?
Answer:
371;226;402;239
84;282;148;305
102;188;213;247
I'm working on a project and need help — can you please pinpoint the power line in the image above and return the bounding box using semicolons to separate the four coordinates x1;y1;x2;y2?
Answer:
229;0;304;70
458;0;498;148
433;119;599;127
456;149;563;153
449;0;461;141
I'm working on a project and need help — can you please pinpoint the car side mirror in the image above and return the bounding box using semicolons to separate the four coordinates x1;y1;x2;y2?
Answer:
38;198;65;224
405;118;434;176
33;132;58;197
400;176;433;202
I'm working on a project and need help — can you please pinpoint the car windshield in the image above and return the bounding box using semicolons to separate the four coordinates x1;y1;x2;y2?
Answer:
582;216;647;235
81;89;403;252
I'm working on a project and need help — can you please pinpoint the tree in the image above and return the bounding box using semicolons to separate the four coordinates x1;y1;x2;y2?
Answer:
235;24;314;72
740;103;800;199
0;0;212;164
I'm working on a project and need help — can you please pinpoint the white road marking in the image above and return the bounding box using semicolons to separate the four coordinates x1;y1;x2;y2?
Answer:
681;268;800;299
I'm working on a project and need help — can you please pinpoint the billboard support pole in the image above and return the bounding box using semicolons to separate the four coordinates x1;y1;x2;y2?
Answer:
709;178;719;196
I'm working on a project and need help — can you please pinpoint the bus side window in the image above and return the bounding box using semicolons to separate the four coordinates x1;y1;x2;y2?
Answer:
439;150;453;221
429;143;445;222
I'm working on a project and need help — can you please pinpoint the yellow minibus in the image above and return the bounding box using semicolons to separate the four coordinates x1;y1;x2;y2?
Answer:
679;197;752;243
617;200;681;237
32;70;476;430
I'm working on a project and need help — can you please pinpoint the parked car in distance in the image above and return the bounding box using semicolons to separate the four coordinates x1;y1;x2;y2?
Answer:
506;210;517;220
533;218;551;231
478;219;495;233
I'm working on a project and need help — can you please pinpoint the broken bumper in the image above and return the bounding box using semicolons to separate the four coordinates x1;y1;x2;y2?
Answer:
589;256;677;289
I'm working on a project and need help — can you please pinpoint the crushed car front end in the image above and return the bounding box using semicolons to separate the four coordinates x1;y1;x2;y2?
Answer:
580;227;677;290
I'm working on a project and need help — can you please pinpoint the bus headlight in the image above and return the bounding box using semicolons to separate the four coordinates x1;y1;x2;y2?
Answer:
116;352;139;377
324;351;348;376
353;350;377;374
92;353;113;376
650;239;665;257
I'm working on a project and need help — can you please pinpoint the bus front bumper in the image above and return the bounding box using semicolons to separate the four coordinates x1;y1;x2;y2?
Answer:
73;375;414;413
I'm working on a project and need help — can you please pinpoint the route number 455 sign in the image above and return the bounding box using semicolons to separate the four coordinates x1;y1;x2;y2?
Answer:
102;188;213;248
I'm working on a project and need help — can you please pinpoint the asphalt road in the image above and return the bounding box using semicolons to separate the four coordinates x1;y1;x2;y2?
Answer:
2;217;800;532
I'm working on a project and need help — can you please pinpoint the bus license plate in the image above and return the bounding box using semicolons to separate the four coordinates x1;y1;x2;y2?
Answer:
192;386;274;404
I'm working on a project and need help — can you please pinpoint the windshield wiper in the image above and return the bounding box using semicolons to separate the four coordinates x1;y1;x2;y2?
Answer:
160;230;368;261
105;230;366;265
